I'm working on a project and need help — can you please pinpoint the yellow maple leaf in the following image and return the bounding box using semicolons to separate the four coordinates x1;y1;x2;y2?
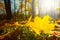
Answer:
26;15;55;35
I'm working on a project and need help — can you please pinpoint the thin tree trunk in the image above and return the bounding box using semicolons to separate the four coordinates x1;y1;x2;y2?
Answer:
31;0;35;18
38;0;40;16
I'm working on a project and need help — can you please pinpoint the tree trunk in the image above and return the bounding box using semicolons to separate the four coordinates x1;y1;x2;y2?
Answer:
31;0;35;18
4;0;12;20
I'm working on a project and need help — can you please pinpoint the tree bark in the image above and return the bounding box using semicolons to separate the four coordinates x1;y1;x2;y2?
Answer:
31;0;35;18
4;0;12;20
